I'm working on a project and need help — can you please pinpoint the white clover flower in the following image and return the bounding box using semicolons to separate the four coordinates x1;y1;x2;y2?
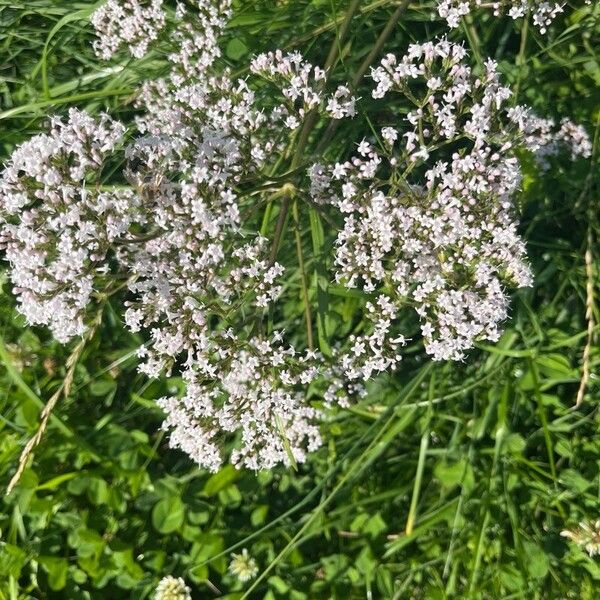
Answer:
155;576;192;600
561;521;600;557
228;549;259;582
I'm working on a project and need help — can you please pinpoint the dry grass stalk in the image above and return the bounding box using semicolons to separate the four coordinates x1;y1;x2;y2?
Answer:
574;228;596;409
6;309;103;495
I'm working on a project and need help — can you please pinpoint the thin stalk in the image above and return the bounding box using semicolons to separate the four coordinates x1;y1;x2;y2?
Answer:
513;16;530;103
351;0;411;88
0;88;134;120
528;357;558;485
268;190;292;265
317;0;411;153
292;200;314;350
267;0;362;332
467;424;505;596
324;0;362;72
405;371;435;535
461;16;483;70
6;307;104;495
574;227;595;408
405;430;428;535
443;443;475;582
468;510;491;597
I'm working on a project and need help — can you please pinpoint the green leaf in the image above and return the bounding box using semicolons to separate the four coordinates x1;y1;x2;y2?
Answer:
189;563;209;583
268;575;289;594
560;469;591;494
355;547;377;576
523;542;550;579
39;556;68;591
89;378;117;397
151;496;185;533
251;505;269;527
69;528;104;560
535;353;577;379
375;566;394;596
203;464;240;496
309;208;332;357
434;459;468;489
226;38;249;60
364;513;387;539
36;472;79;491
87;477;110;505
0;543;26;578
505;433;526;455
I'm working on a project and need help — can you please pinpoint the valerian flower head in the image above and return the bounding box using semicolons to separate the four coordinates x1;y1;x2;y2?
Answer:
311;40;590;367
91;0;166;59
0;109;140;342
437;1;566;34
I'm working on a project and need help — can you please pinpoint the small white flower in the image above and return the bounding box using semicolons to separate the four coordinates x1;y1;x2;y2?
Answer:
155;576;192;600
228;548;259;582
561;521;600;557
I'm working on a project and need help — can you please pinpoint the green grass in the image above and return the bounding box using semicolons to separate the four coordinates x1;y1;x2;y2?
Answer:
0;1;599;598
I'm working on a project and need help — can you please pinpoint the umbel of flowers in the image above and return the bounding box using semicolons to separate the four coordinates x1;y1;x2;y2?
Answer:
436;1;592;33
0;0;591;472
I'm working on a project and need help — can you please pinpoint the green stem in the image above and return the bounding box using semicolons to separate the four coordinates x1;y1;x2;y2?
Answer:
405;429;429;535
317;0;411;154
292;200;314;350
351;0;411;89
268;191;292;265
324;0;362;72
513;16;530;104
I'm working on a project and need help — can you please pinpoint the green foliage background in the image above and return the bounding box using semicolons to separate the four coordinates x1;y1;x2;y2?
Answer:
0;1;599;598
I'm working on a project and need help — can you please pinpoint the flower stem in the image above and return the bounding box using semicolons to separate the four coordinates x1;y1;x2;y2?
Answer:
292;200;314;350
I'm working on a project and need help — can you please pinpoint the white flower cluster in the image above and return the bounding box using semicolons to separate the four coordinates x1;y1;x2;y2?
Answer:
169;0;232;80
91;0;166;59
123;84;323;469
437;1;565;33
508;106;592;167
0;109;140;342
310;40;589;364
100;5;352;471
250;50;356;129
158;338;323;472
